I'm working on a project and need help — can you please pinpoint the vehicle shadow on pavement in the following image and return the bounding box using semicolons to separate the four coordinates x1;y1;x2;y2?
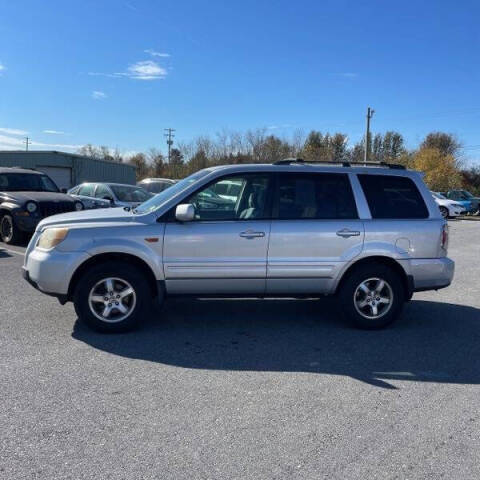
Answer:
72;299;480;389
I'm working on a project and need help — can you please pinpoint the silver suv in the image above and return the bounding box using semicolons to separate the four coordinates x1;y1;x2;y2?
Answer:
22;160;454;332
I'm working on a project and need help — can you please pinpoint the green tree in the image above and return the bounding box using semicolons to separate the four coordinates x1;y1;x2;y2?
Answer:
128;153;149;180
420;132;461;157
168;148;184;178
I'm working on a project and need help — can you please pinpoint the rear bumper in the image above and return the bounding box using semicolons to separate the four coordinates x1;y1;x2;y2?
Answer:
410;257;455;292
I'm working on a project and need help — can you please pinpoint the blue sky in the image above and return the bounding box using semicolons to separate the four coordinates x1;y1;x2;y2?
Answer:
1;0;480;163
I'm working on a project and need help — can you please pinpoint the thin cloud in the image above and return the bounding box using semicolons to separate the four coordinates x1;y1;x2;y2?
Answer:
88;59;167;81
43;129;66;135
0;63;5;75
92;90;107;100
145;49;171;58
121;60;167;80
0;134;81;151
267;124;294;130
338;72;358;78
0;127;28;136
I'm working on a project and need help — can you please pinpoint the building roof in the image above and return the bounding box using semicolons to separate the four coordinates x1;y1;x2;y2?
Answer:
0;166;44;175
0;150;136;170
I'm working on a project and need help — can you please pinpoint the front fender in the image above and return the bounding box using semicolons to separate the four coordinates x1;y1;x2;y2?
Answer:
0;201;21;212
88;239;163;279
57;226;165;280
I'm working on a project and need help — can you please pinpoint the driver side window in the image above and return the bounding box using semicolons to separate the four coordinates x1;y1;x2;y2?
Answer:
187;174;270;221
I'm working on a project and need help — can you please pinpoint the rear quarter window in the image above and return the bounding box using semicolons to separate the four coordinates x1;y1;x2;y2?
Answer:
358;174;429;219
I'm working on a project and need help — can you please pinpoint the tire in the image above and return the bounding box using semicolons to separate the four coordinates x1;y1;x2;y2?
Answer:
339;263;405;329
0;214;24;245
439;206;449;219
73;261;151;333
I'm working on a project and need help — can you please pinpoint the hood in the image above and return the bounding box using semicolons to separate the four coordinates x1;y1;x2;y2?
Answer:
435;198;464;207
1;191;76;204
37;206;140;230
115;200;143;208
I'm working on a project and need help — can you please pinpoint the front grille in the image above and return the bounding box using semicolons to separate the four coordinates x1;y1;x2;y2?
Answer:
39;201;75;218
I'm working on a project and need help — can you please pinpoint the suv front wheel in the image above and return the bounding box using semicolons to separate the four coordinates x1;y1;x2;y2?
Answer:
339;263;405;329
73;262;151;332
0;214;23;244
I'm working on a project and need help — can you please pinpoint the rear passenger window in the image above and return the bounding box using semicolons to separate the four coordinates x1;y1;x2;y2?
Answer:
358;174;429;219
276;173;358;219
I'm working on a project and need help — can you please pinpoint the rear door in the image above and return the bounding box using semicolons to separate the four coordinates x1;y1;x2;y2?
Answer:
71;183;97;209
163;172;273;295
266;172;364;294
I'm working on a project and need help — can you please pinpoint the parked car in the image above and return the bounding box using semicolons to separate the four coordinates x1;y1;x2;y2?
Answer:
210;178;244;202
23;160;454;333
431;191;466;218
137;178;177;194
442;189;480;214
68;182;153;208
0;167;83;244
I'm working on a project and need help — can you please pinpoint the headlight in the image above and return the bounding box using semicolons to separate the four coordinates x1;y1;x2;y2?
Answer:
25;201;37;213
37;228;69;249
74;201;84;211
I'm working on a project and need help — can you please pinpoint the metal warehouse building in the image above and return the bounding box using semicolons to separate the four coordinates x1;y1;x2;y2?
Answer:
0;151;136;191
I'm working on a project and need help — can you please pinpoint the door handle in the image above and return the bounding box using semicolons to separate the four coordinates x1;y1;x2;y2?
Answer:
239;230;265;239
336;228;361;238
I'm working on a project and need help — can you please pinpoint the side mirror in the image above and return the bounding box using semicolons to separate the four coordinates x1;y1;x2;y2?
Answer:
103;195;114;204
61;188;67;193
175;204;195;222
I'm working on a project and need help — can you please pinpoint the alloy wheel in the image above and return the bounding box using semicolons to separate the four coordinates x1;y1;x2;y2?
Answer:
88;277;137;323
354;277;393;320
0;216;13;242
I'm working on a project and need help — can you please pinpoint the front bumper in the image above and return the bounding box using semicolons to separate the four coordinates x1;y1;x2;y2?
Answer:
450;208;466;217
22;247;90;297
410;257;455;292
15;214;40;233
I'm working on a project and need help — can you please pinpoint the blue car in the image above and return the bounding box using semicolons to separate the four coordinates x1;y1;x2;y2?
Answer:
441;192;473;213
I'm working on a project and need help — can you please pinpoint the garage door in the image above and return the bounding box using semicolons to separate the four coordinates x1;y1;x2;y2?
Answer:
38;166;72;191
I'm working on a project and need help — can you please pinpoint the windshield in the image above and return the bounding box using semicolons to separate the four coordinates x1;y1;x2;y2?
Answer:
141;181;174;194
134;169;211;214
461;190;474;198
0;173;59;192
432;192;446;200
109;185;152;203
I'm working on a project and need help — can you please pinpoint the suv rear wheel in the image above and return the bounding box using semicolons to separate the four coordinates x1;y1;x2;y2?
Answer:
73;261;151;332
0;214;23;244
339;263;405;329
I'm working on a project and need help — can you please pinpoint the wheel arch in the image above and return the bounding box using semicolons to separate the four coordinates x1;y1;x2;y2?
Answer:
68;252;158;301
334;255;412;300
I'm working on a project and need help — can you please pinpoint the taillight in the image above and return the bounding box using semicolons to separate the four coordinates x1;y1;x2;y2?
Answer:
441;223;449;251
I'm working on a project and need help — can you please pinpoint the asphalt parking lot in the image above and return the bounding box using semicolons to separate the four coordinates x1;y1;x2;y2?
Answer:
1;220;480;480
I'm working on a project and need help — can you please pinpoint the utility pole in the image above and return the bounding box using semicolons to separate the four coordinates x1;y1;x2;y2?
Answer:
364;107;374;165
24;136;30;151
164;128;175;163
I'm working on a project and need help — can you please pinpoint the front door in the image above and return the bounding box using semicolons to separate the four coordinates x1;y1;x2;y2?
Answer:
163;173;272;294
266;172;364;294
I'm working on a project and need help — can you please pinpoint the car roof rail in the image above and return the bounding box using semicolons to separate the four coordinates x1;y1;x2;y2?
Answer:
272;158;406;169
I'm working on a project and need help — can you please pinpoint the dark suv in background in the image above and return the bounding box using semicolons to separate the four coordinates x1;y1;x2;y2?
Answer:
0;167;83;244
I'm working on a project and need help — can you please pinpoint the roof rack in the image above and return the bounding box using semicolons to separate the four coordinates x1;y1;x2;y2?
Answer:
273;158;406;169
